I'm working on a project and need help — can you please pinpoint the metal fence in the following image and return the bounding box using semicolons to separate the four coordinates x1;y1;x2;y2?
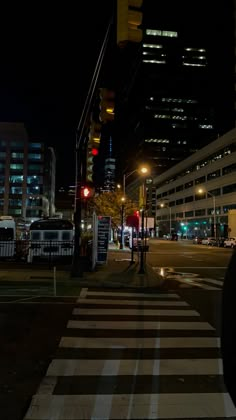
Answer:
0;240;74;264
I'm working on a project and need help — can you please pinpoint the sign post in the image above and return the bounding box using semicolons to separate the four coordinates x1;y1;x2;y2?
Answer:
97;216;111;264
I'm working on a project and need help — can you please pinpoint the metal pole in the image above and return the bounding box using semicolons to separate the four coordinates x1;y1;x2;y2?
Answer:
138;207;145;274
71;19;112;278
138;181;145;274
123;174;126;196
213;195;216;239
120;203;124;250
169;206;171;237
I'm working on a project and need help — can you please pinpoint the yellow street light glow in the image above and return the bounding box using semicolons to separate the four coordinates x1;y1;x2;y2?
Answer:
140;166;148;174
106;107;114;114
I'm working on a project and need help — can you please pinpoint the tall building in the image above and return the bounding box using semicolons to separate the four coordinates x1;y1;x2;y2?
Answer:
103;136;116;192
0;123;56;222
115;1;235;181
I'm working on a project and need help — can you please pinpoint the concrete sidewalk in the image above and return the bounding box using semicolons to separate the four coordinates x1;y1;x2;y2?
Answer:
0;243;164;289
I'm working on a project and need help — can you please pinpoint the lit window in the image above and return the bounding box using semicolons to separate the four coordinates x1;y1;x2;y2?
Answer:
28;153;41;160
29;143;42;149
143;43;163;49
143;59;166;64
199;124;213;129
184;47;206;52
146;29;178;37
11;152;24;159
10;163;23;170
183;62;206;67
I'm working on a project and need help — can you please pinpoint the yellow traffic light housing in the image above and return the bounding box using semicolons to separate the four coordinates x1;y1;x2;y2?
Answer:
99;88;115;123
86;121;102;183
117;0;143;47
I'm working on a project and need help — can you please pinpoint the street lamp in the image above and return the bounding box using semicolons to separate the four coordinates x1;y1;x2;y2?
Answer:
161;202;172;237
120;197;125;250
123;165;149;196
198;188;216;239
138;168;150;274
122;165;150;274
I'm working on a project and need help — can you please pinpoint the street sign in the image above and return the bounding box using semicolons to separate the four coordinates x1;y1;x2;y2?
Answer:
97;216;111;264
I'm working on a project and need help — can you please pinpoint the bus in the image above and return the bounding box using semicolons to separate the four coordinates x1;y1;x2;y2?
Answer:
0;215;16;257
28;218;74;263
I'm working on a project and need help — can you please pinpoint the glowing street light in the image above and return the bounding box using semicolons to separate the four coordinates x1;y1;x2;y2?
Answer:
123;165;149;196
120;197;125;250
197;188;216;239
161;201;172;237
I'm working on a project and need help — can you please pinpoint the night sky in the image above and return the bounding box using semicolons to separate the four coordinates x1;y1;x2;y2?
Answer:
0;2;114;188
0;1;232;188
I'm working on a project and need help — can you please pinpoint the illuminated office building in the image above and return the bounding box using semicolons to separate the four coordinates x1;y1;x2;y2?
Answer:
0;122;55;221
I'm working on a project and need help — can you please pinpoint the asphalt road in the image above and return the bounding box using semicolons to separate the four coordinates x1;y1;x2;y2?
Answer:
0;239;233;420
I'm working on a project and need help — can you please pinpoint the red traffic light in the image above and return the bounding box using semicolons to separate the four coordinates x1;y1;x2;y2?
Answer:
81;186;92;198
91;148;99;156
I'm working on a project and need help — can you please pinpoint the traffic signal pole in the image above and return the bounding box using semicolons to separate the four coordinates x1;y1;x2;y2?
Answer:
71;19;112;277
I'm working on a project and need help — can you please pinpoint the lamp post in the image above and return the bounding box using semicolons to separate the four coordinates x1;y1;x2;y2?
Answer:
198;188;216;239
122;165;150;274
138;180;146;274
120;197;125;250
123;166;149;196
161;202;172;237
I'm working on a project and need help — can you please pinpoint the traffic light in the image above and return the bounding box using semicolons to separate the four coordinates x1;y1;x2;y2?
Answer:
99;88;115;123
117;0;143;47
81;185;94;199
86;120;102;183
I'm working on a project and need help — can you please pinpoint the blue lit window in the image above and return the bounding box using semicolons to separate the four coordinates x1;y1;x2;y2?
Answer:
10;187;22;194
27;175;42;185
29;143;41;149
10;163;23;170
11;152;24;159
28;153;41;160
9;175;23;183
9;198;22;207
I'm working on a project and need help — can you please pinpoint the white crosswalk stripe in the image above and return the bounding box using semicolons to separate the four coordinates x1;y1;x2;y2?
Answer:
24;288;236;420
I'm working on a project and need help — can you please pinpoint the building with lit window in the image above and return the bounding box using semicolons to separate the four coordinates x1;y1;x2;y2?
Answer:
0;122;56;222
115;1;234;181
154;128;236;238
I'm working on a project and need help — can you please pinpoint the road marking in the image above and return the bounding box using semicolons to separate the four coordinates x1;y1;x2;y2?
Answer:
46;358;223;376
67;320;214;330
59;336;220;349
85;291;180;298
73;308;199;316
23;393;236;419
77;298;189;306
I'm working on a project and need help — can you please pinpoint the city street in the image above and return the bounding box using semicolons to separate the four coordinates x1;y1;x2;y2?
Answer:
0;240;235;419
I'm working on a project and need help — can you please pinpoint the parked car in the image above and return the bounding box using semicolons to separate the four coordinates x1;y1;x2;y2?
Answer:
224;237;236;248
201;237;217;246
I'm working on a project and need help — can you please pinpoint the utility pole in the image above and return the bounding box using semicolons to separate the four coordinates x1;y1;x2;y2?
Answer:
71;20;112;277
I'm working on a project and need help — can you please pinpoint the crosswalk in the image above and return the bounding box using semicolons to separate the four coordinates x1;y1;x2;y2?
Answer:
24;289;236;419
